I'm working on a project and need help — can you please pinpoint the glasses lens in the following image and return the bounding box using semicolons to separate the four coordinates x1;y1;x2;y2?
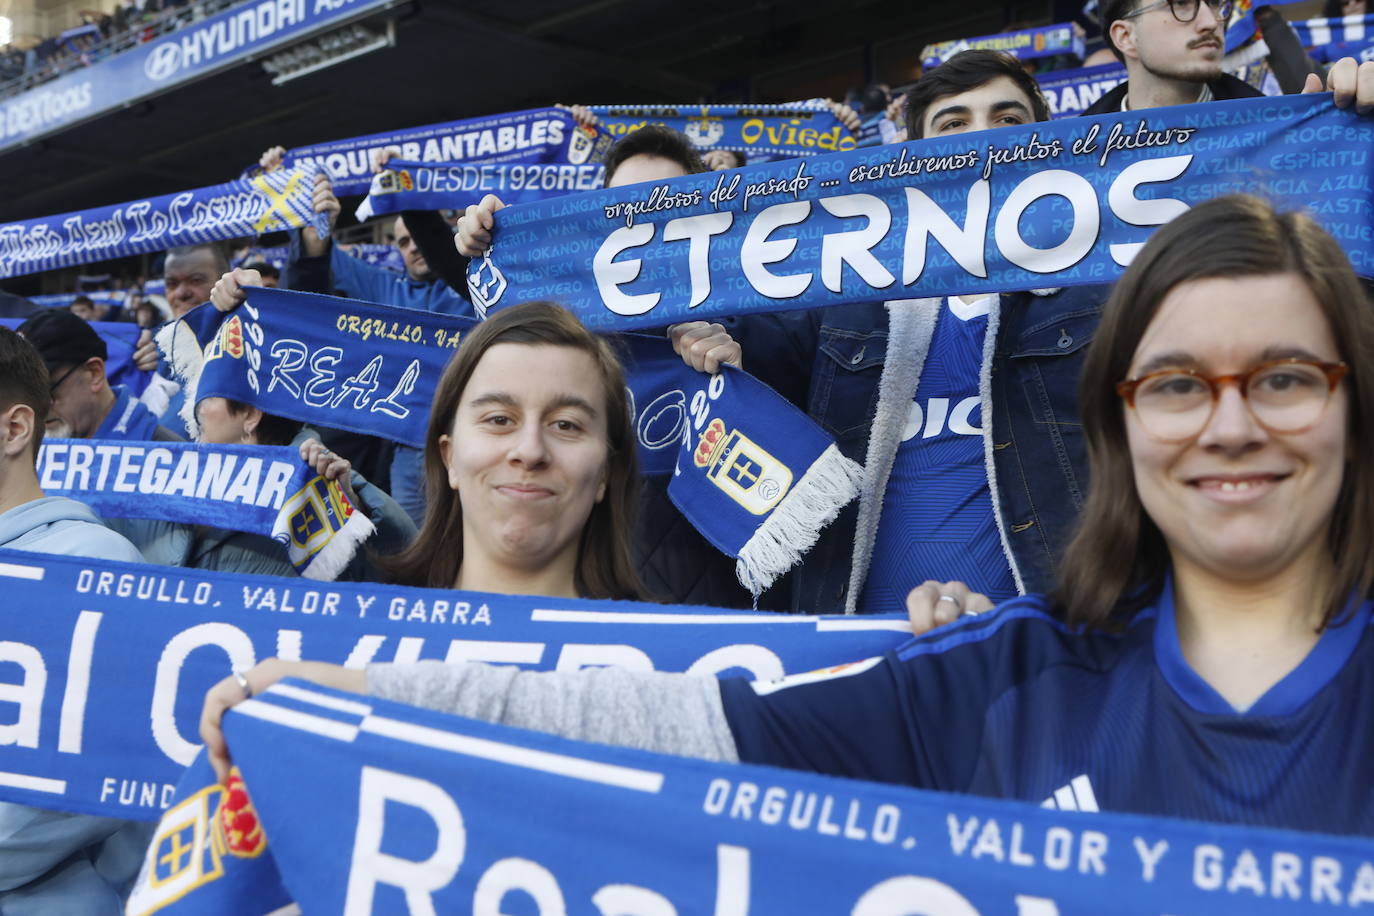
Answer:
1246;362;1331;432
1168;0;1201;21
1133;371;1212;439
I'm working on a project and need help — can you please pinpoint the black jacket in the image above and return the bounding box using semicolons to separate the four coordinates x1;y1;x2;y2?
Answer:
1084;72;1263;116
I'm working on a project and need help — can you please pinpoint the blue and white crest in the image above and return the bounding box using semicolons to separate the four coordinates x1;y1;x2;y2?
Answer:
468;251;508;318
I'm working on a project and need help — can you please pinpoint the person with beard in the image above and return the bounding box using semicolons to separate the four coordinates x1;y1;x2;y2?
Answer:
1092;0;1374;112
17;308;181;443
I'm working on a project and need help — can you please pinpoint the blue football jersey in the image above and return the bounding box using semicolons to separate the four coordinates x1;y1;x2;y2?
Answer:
859;297;1017;613
721;588;1374;835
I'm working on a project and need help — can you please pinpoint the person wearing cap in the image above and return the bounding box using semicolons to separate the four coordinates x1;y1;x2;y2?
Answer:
17;308;182;443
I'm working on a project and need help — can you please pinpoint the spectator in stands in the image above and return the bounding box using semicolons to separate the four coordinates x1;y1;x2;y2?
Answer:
17;308;181;442
68;294;99;321
241;260;280;288
1325;0;1365;17
0;326;151;915
457;126;758;608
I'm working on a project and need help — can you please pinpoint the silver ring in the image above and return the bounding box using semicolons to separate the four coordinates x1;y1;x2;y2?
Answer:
233;669;253;700
937;595;961;606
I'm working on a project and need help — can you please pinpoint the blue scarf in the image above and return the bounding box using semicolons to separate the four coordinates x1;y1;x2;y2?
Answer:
35;440;372;578
286;107;613;198
160;287;860;591
672;365;862;595
0;162;327;279
1290;12;1374;46
1224;0;1307;51
588;100;856;157
0;547;910;823
131;679;1374;915
922;22;1085;68
1036;62;1127;118
354;157;606;221
467;95;1374;332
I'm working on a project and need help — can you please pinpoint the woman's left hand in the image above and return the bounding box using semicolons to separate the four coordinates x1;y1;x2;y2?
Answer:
905;580;995;636
200;659;365;783
300;438;360;510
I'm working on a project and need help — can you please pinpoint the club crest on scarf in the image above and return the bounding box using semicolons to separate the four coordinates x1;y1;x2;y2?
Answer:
693;416;793;516
127;766;280;916
685;106;726;147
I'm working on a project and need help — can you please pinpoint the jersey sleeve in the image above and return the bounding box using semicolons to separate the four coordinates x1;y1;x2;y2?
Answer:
719;601;1061;791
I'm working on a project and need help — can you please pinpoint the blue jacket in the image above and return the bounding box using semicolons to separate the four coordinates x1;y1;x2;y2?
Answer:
0;497;150;915
725;285;1105;613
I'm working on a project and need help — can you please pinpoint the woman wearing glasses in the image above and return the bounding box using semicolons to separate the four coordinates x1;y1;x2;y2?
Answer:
205;194;1374;834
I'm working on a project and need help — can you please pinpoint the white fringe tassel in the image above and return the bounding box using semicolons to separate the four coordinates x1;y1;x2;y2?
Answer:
735;443;864;598
291;509;376;582
155;318;207;440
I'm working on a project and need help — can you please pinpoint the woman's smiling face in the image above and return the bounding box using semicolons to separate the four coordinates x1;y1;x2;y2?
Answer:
1124;273;1349;583
440;342;610;577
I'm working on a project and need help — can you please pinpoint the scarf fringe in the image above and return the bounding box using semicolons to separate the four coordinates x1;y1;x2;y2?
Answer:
735;443;864;598
156;318;206;440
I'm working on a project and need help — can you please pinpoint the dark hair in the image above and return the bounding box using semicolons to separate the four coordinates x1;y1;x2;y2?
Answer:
223;400;303;447
0;327;52;463
1322;0;1348;18
165;243;230;276
71;295;95;308
861;82;891;114
1057;195;1374;631
1099;0;1138;64
241;261;280;281
603;124;705;186
382;302;645;599
904;49;1051;139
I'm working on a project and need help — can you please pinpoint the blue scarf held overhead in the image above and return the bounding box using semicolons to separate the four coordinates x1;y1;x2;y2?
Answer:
0;547;911;823
286;106;613;198
132;679;1374;915
0;162;328;280
36;440;371;579
588;100;856;157
466;94;1374;332
157;287;860;592
354;157;605;221
1289;12;1374;46
1035;62;1127;118
922;22;1085;68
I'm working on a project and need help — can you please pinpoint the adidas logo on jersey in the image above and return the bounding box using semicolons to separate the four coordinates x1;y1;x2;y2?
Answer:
1041;774;1099;813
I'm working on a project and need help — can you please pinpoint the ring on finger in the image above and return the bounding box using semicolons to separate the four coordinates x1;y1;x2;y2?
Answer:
937;594;961;607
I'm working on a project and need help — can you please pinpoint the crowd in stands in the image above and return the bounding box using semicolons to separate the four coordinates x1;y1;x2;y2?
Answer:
0;0;235;98
2;0;1374;909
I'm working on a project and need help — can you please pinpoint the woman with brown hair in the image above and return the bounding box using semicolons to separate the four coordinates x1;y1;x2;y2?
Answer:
383;299;644;600
205;195;1374;834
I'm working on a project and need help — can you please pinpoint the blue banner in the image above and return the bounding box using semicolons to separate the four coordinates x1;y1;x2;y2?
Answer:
588;101;857;157
131;679;1374;915
468;95;1374;332
287;106;611;199
922;23;1085;68
0;162;327;279
0;0;400;153
354;157;604;221
1036;62;1127;118
35;439;371;578
0;548;910;822
161;287;729;475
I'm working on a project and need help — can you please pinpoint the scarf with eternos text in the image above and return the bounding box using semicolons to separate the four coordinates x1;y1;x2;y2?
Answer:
0;547;911;825
466;94;1374;332
36;439;372;579
287;106;614;199
157;287;860;593
131;679;1374;916
0;162;328;280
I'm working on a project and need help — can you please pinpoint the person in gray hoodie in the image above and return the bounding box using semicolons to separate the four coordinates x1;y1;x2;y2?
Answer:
0;326;152;915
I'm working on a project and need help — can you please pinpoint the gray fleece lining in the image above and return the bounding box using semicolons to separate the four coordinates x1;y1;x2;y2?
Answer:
367;661;739;763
